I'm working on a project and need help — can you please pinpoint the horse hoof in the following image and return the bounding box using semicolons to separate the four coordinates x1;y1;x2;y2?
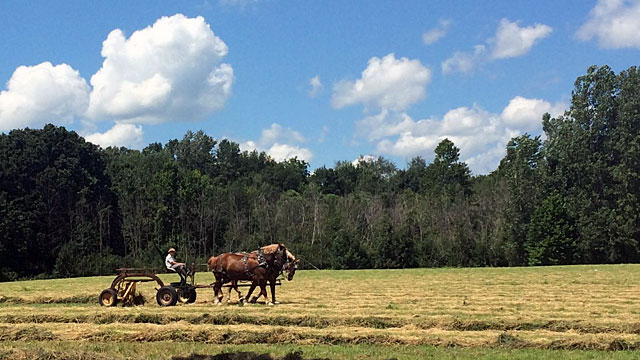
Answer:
273;301;279;305
267;302;274;306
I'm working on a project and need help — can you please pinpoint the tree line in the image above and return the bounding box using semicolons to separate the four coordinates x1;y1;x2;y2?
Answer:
1;65;639;280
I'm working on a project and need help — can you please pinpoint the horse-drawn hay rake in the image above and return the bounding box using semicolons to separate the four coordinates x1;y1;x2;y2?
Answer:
98;268;182;307
98;265;281;307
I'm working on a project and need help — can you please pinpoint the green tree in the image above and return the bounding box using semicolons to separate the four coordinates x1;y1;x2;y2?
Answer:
497;134;545;264
310;166;342;195
0;125;121;278
401;156;428;193
525;193;577;265
166;130;217;176
543;65;640;263
425;139;472;199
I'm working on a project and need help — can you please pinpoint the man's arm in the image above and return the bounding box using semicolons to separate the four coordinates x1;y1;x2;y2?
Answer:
171;259;185;266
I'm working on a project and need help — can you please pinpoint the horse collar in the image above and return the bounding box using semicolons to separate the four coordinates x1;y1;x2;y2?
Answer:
242;253;253;279
257;248;267;267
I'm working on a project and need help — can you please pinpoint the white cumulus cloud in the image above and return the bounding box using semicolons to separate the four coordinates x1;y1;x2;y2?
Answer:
501;96;565;131
88;14;234;124
356;109;415;141
442;18;552;75
374;105;509;164
0;62;89;131
0;14;235;143
359;96;565;174
490;18;552;59
267;143;313;162
332;53;431;111
576;0;640;49
84;123;144;149
259;123;306;146
239;123;313;162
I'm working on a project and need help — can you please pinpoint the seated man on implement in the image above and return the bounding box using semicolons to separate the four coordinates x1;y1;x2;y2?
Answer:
165;248;189;284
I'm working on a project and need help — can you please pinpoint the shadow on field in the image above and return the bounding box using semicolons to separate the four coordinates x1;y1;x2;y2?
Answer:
172;351;356;360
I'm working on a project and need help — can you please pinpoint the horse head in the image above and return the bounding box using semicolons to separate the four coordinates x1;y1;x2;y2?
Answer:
283;250;299;281
259;243;288;270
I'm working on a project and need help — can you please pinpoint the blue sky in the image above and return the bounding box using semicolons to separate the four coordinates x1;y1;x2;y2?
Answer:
1;0;639;174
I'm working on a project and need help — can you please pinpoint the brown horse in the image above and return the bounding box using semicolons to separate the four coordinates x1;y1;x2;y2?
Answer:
207;244;287;305
245;249;299;304
218;249;299;305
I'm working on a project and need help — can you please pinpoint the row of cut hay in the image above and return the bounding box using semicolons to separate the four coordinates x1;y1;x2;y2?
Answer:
0;294;96;304
0;313;401;329
3;323;640;351
2;312;640;335
0;347;317;360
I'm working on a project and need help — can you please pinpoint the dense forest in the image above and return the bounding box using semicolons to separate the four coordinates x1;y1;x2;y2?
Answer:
1;65;639;280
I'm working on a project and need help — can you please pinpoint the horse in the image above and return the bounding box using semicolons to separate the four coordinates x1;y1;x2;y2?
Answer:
245;249;299;305
219;249;299;305
207;244;287;305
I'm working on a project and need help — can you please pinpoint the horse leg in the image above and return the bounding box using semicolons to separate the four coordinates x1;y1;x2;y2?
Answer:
270;279;278;305
259;281;272;305
212;282;217;303
214;283;222;305
211;274;222;305
247;282;258;304
225;283;233;305
232;281;245;305
218;283;225;303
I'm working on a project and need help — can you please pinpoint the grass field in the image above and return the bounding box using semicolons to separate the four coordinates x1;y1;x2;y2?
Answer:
1;265;640;359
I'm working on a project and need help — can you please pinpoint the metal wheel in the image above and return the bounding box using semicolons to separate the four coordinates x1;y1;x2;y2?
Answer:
99;288;118;307
156;286;178;306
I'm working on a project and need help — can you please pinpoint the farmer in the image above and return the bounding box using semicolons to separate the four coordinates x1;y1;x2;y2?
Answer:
165;248;188;284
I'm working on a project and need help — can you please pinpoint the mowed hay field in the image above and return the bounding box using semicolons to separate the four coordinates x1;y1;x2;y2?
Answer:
2;265;640;359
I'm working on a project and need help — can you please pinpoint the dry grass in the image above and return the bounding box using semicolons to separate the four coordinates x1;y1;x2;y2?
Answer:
1;265;640;358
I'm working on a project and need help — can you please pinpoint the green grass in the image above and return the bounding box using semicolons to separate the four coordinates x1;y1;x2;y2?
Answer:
2;342;640;359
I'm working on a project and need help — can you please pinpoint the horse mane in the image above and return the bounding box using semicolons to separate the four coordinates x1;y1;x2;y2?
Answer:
207;255;217;271
260;243;284;255
285;250;296;262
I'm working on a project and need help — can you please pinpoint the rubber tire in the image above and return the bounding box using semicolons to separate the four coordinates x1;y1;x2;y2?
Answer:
156;286;178;306
99;288;118;307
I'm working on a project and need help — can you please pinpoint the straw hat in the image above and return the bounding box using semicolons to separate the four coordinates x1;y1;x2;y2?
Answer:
168;248;176;253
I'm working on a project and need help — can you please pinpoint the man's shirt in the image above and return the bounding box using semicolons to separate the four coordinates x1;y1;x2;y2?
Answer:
165;254;176;269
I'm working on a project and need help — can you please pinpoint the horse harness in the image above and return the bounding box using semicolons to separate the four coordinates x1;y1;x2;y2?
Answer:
241;249;266;279
241;247;288;279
